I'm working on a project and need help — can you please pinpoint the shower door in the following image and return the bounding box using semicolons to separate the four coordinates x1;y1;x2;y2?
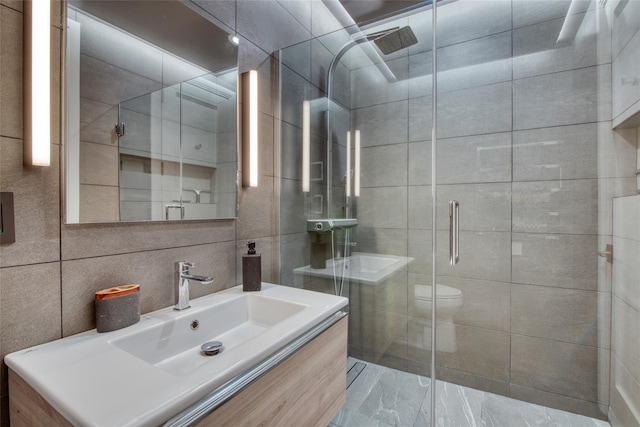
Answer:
279;0;621;423
428;0;616;423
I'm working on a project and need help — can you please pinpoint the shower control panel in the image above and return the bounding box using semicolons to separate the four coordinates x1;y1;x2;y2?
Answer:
307;218;358;233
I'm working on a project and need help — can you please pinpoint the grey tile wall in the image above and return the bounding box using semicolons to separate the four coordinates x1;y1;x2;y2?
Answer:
435;183;511;231
511;0;572;29
436;31;512;94
512;179;598;234
435;0;512;48
511;284;603;346
350;271;408;315
408;95;433;142
350;58;409;109
0;138;61;267
509;383;608;421
79;142;119;186
512;10;599;79
426;324;511;382
237;0;310;55
79;55;163;106
423;276;511;332
61;241;236;336
512;233;598;290
611;0;640;59
0;263;62;397
407;141;432;185
353;100;409;147
513;66;602;130
435;230;512;283
79;100;118;145
436;82;512;139
360;144;408;188
0;5;23;140
612;20;640;120
511;334;600;403
76;11;164;81
513;124;599;181
610;195;640;427
357;187;408;229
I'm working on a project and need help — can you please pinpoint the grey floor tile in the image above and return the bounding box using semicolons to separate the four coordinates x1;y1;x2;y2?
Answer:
344;360;389;411
359;368;430;426
414;381;484;427
545;407;610;427
341;359;610;427
481;393;548;427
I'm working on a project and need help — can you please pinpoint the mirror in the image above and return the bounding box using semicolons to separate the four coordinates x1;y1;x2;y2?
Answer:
65;0;239;223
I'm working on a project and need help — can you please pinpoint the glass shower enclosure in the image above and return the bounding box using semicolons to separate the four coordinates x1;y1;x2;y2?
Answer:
280;0;634;424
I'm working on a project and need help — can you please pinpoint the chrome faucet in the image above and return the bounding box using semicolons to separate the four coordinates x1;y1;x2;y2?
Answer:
174;261;214;310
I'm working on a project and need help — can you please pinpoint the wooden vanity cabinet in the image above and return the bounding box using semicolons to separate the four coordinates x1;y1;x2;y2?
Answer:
9;316;348;426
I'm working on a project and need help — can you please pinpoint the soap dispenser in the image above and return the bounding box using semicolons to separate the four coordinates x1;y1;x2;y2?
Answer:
242;241;262;291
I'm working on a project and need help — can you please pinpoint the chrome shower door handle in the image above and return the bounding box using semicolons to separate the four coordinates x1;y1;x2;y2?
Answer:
449;200;459;265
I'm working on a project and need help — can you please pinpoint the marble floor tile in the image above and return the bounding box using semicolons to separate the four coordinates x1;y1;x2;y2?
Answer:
545;407;610;427
481;393;548;427
344;360;389;411
414;381;484;427
358;368;430;426
332;359;611;427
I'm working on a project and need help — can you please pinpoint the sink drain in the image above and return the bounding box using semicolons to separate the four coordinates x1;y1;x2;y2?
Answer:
201;341;223;356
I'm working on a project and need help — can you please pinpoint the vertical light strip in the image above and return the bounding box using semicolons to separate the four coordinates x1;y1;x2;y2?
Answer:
26;0;51;166
302;100;310;192
354;130;360;197
66;18;81;222
430;0;439;425
248;70;258;187
242;70;258;187
345;131;351;197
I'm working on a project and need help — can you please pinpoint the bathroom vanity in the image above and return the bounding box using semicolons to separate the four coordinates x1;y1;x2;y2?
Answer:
6;284;348;426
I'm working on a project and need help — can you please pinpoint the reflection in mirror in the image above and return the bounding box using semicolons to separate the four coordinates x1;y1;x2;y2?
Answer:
65;1;238;223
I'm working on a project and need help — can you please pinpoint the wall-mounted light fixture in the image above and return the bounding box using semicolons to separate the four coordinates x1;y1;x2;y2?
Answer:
354;130;360;197
345;130;361;198
556;0;590;46
302;100;310;192
241;70;258;187
24;0;51;167
346;131;351;197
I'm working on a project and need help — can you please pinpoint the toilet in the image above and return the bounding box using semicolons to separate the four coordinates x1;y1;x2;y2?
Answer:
412;284;463;353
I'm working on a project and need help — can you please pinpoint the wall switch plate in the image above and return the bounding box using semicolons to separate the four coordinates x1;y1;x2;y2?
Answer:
0;192;16;244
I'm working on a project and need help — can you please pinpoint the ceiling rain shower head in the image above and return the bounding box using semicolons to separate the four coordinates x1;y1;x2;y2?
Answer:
370;26;418;55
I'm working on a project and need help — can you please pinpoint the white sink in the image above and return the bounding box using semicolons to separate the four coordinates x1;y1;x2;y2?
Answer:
4;284;347;426
343;254;398;273
294;252;414;285
112;294;307;376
